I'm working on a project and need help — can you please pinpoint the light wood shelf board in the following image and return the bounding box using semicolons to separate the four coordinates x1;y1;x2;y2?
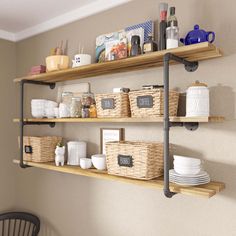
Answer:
13;116;225;124
14;43;222;83
13;160;225;198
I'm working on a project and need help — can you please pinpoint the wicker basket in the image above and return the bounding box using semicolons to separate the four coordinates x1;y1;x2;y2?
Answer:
95;92;130;118
106;141;164;180
129;89;179;117
21;136;62;162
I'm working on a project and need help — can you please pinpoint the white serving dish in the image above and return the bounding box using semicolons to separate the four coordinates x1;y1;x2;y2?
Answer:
91;154;106;170
80;158;92;169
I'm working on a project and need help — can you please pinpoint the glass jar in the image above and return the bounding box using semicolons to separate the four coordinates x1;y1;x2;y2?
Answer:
166;26;179;49
82;105;90;118
82;92;95;107
89;104;97;118
70;97;82;118
62;92;73;107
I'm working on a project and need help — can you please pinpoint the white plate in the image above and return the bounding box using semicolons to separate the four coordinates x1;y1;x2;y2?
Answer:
169;169;209;178
170;179;210;186
170;179;210;185
170;175;210;181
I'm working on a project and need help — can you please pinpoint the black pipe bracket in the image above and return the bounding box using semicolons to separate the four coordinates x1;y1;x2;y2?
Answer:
163;53;199;198
19;80;56;168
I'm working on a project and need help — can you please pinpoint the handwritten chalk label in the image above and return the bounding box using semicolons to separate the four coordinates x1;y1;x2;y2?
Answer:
101;98;115;109
137;95;153;108
118;154;133;167
25;145;33;154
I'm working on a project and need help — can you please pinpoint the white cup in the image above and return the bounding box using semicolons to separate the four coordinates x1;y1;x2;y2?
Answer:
80;158;92;169
72;54;91;68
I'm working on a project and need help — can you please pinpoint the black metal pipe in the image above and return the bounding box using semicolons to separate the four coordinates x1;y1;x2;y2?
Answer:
20;81;28;168
21;79;56;89
19;80;56;168
163;53;198;198
163;54;176;198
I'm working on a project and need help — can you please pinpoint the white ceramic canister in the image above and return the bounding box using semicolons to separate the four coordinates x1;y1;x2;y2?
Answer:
67;141;87;166
186;81;209;117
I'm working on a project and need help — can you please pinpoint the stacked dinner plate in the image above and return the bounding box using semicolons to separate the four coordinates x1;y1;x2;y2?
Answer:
169;155;210;186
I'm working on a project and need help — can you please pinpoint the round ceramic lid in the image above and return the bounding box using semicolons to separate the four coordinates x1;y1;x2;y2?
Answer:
189;80;208;87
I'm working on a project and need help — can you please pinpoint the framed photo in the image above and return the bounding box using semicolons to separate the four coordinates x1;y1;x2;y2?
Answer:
100;128;124;154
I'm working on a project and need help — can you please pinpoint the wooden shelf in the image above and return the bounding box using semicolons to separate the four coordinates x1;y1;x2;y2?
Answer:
13;116;224;123
13;160;225;198
14;43;222;83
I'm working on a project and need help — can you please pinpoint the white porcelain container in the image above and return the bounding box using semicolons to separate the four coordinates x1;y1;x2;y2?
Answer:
72;54;91;68
186;81;209;117
67;141;87;166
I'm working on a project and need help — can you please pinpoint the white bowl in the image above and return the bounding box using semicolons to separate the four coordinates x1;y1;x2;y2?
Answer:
174;160;201;168
173;155;201;165
174;167;201;175
174;161;201;168
80;158;92;169
45;108;55;118
45;100;58;108
91;154;106;170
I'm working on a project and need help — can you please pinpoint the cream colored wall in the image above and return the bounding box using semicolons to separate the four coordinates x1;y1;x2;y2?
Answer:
14;0;236;236
0;39;17;211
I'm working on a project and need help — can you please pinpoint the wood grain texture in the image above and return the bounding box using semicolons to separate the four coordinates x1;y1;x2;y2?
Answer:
13;116;225;123
14;43;222;83
13;160;225;198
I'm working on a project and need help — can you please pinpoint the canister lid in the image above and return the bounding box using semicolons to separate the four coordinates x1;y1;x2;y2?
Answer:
189;80;208;87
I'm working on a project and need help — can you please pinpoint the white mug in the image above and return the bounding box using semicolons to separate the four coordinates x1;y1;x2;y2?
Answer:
72;54;91;68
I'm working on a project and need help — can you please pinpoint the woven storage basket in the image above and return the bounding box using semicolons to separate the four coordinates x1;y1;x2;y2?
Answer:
106;141;164;180
21;136;62;162
129;89;179;117
95;92;130;118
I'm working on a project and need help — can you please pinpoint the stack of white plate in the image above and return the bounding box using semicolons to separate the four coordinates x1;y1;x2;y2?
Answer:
31;99;58;118
169;155;210;186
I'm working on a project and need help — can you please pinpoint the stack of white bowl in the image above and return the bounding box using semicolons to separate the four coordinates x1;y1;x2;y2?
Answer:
31;99;58;118
169;155;210;186
31;99;46;118
45;100;58;118
174;155;202;175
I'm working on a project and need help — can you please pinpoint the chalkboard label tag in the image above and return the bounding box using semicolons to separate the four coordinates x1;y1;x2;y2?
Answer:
101;98;115;109
25;145;33;154
137;95;153;108
118;154;133;167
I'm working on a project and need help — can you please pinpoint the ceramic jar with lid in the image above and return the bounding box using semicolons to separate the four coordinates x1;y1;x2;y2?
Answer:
186;81;209;117
67;141;87;166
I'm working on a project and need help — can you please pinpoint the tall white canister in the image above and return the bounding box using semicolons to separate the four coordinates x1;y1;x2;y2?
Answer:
67;141;87;166
186;81;209;117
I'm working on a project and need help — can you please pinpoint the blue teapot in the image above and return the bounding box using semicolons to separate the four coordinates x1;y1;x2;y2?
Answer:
180;24;215;45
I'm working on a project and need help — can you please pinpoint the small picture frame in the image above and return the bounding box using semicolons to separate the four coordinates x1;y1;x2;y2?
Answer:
100;128;124;154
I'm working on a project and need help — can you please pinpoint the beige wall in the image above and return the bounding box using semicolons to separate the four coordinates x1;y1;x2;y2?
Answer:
0;39;17;211
13;0;236;236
